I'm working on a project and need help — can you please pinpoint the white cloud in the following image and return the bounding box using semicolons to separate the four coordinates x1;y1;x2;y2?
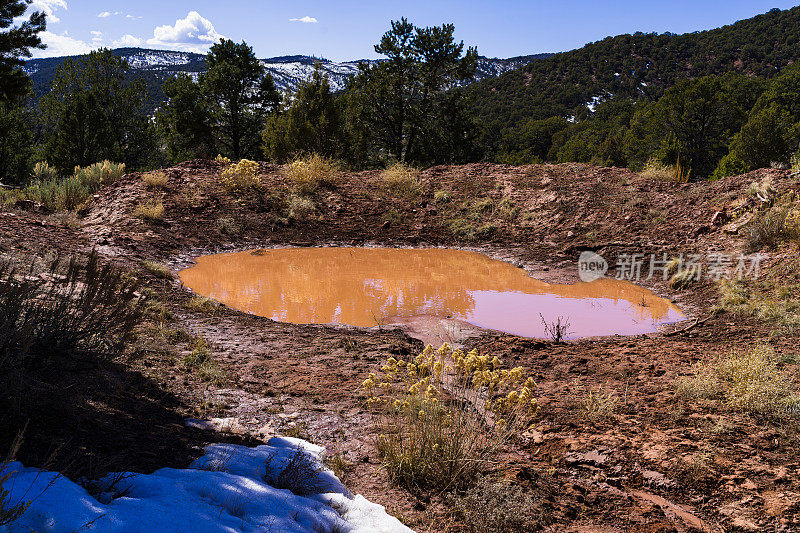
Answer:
113;34;142;47
31;31;94;58
90;30;103;43
289;16;318;24
147;11;223;52
29;0;67;24
97;11;115;18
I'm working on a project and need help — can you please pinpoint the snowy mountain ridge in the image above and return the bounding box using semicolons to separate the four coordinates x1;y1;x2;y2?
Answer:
23;47;551;94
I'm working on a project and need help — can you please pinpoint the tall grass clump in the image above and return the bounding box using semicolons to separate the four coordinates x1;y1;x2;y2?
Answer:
745;202;800;252
676;344;800;417
380;162;424;199
284;153;339;196
0;250;144;368
361;344;538;492
640;157;688;183
0;430;31;526
31;162;57;182
219;159;260;194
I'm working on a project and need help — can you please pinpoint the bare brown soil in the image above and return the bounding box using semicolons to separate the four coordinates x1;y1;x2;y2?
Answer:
2;161;799;532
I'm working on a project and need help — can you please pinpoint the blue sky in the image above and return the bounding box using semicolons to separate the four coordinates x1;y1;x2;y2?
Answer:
22;1;800;61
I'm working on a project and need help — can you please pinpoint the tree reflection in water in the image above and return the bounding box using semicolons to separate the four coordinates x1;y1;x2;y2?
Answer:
180;248;686;339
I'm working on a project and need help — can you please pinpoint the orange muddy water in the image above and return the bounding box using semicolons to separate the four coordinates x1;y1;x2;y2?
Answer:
179;248;686;339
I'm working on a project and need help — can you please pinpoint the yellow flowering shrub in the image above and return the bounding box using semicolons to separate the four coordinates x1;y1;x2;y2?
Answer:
284;153;339;196
219;159;260;194
360;343;538;491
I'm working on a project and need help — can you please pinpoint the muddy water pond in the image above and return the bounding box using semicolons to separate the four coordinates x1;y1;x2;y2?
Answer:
179;248;685;339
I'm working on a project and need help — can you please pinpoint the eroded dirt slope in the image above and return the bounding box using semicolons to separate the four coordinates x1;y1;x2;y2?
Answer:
3;161;799;532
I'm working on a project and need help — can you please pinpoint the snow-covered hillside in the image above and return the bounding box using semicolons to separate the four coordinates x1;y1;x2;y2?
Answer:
23;47;548;95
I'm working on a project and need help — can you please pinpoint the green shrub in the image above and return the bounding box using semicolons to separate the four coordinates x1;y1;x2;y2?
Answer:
18;161;124;212
73;161;126;188
0;250;144;367
31;161;57;182
219;159;260;194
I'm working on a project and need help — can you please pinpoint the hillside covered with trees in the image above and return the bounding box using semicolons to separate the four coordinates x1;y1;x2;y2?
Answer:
469;6;800;178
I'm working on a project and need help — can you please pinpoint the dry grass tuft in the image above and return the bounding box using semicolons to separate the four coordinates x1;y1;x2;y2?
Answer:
381;163;424;199
676;344;800;417
265;445;325;496
447;475;547;532
287;194;316;219
141;261;173;280
134;201;165;221
580;385;619;422
186;296;219;314
183;337;227;385
142;171;168;189
640;158;687;182
285;153;339;196
214;217;241;235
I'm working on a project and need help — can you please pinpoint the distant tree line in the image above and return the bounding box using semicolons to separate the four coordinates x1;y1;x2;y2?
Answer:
2;0;800;187
1;7;480;186
469;6;800;179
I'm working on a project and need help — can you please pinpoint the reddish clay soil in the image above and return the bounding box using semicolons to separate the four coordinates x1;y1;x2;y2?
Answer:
2;161;799;532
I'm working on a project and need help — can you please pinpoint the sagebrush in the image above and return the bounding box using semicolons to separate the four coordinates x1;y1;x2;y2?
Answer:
0;250;144;367
362;344;538;491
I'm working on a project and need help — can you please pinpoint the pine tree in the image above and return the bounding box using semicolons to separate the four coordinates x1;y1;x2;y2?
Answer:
0;0;45;103
156;73;216;163
202;39;280;159
346;19;479;165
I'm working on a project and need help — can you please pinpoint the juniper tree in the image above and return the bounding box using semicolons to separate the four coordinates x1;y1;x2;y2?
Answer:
263;64;341;162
